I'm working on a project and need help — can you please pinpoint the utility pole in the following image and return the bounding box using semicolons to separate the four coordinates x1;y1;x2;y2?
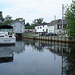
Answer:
54;15;56;41
62;4;64;30
54;15;56;34
62;4;64;37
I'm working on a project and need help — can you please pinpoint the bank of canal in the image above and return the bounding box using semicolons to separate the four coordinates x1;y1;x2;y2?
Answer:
22;33;75;43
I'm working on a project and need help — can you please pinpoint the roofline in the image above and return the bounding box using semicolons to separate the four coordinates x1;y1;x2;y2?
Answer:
10;20;25;25
35;23;49;26
0;25;13;29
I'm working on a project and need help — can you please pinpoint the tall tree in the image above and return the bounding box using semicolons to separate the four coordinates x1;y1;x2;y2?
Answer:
65;1;75;38
3;15;13;25
0;11;4;25
25;22;30;29
31;23;35;29
33;18;44;24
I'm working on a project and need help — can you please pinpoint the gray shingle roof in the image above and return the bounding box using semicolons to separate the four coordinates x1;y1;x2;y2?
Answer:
48;19;68;26
35;23;49;26
57;19;68;25
47;19;61;26
10;20;25;25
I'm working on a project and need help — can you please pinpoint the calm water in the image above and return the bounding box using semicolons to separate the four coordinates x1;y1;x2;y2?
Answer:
0;39;75;75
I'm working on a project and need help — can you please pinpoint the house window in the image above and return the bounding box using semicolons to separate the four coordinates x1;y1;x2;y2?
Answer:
35;29;36;32
21;29;22;32
38;27;39;29
43;29;44;31
57;24;62;29
59;30;61;33
46;29;48;32
58;25;59;29
43;25;44;28
40;27;42;29
21;25;22;27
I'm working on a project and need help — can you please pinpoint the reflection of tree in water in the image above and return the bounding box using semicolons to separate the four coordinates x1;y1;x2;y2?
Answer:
63;44;75;75
35;43;43;52
23;39;35;46
34;41;51;52
24;40;44;52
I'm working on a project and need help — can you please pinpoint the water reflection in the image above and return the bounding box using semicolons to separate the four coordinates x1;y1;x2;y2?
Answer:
0;39;25;63
23;39;75;75
0;39;75;75
63;44;75;75
24;39;69;54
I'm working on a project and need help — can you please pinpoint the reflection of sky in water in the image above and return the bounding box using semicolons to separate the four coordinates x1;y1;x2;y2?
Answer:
0;39;74;75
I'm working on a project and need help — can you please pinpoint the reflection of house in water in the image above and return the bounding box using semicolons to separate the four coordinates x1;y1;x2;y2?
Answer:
34;41;70;75
47;44;69;56
15;40;25;53
34;41;69;56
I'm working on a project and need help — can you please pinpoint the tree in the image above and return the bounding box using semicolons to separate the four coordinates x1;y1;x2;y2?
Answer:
3;15;13;25
65;1;75;38
14;18;25;24
25;22;31;29
31;23;35;29
0;11;4;25
25;23;35;29
33;18;44;24
0;11;13;25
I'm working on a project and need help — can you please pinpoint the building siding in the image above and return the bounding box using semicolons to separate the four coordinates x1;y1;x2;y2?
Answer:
10;21;25;33
35;25;48;33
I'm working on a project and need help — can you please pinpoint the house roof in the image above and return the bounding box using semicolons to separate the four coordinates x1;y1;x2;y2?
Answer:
10;20;25;25
47;19;61;26
0;25;13;29
48;19;69;26
35;23;49;26
57;19;68;25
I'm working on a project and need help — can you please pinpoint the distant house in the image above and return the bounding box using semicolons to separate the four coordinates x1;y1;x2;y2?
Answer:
48;19;68;34
10;21;25;33
55;19;68;34
35;19;68;35
35;23;49;33
47;19;60;33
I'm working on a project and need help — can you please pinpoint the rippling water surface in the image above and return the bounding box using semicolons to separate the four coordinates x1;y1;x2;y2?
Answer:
0;39;75;75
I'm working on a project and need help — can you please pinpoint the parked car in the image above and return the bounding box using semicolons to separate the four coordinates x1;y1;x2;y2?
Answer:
39;32;47;36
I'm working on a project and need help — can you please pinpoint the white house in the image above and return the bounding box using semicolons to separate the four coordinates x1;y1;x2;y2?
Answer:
47;19;60;33
48;19;68;34
35;19;68;35
10;21;25;33
35;23;49;33
55;19;68;34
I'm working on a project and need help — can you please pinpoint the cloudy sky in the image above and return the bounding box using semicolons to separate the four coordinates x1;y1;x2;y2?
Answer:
0;0;72;24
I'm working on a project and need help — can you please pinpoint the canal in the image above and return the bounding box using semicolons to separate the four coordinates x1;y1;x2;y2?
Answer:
0;39;75;75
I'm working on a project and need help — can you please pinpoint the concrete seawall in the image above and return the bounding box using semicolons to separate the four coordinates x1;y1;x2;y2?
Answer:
22;33;75;43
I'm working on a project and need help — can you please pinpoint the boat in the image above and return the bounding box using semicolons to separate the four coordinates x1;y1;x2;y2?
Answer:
0;25;16;44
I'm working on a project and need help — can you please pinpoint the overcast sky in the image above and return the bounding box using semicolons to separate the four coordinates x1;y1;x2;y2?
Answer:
0;0;72;24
